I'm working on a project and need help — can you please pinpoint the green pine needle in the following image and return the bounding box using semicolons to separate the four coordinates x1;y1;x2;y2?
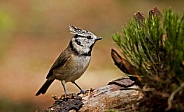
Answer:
112;8;184;111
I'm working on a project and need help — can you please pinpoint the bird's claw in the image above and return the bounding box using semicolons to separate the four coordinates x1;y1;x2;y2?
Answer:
77;90;89;95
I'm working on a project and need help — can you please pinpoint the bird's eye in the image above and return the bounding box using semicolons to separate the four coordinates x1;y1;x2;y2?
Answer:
87;36;92;39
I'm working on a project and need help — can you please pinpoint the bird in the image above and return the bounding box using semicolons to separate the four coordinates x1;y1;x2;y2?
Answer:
35;25;102;96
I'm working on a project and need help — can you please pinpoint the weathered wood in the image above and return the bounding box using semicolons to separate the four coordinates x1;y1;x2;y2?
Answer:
79;78;142;112
111;49;142;85
44;77;143;112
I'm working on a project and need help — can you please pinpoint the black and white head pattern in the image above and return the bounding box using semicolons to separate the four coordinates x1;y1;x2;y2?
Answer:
69;25;102;56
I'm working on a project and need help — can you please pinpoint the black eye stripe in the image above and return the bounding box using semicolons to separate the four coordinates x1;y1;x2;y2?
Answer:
74;34;92;39
87;36;92;39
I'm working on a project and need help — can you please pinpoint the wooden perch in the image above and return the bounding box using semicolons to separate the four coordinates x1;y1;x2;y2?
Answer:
44;77;142;112
80;77;142;112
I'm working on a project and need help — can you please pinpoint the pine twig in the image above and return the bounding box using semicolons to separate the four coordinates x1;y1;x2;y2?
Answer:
166;83;184;111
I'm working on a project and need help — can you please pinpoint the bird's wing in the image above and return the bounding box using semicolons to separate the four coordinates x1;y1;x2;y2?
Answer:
46;50;71;79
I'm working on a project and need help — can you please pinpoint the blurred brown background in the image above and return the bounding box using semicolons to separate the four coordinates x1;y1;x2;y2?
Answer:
0;0;183;111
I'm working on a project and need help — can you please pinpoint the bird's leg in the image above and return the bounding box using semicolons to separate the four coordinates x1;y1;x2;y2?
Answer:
72;81;88;95
61;80;67;95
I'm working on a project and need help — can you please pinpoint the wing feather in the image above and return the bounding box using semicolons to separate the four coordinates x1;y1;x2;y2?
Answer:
46;49;71;79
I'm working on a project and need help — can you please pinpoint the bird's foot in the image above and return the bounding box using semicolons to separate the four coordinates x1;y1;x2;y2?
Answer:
77;89;89;95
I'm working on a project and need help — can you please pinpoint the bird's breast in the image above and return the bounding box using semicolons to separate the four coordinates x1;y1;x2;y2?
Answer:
73;55;90;68
54;55;91;82
67;55;91;81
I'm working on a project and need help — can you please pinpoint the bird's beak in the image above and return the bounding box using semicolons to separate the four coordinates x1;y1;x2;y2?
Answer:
96;37;102;41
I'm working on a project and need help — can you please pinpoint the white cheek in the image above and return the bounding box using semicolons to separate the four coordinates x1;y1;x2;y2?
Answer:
83;47;90;53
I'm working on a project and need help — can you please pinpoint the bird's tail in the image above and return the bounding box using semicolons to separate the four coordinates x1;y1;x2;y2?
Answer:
35;79;54;96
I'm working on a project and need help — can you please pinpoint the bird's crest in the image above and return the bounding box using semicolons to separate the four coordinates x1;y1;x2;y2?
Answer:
69;25;93;37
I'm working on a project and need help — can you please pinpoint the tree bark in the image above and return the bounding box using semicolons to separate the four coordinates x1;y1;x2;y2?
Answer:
79;77;143;112
44;77;142;112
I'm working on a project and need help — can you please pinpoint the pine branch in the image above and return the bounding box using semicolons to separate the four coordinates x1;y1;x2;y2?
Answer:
112;7;184;111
